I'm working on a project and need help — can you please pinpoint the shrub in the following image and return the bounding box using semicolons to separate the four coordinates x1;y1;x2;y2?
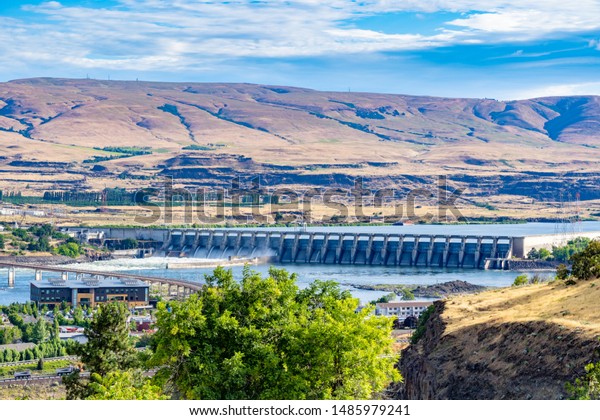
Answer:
512;274;528;286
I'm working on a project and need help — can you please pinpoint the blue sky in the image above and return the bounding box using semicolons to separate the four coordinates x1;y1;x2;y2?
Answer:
0;1;600;99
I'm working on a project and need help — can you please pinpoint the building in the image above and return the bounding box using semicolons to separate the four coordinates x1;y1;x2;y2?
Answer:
30;277;149;308
375;300;432;321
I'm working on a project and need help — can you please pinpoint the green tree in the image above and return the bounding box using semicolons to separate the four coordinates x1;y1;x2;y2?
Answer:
55;242;81;258
51;318;60;342
79;303;138;376
553;237;591;263
85;371;166;400
65;302;140;400
538;248;552;260
150;266;400;400
0;234;5;250
31;318;49;344
566;361;600;399
571;240;600;280
556;264;571;280
73;306;85;326
513;274;529;286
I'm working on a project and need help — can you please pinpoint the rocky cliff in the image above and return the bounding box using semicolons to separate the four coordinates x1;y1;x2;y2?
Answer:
394;282;600;399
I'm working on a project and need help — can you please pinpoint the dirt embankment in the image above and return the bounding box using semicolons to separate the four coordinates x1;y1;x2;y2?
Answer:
393;282;600;399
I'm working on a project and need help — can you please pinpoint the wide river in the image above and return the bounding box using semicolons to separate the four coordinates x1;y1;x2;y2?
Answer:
1;222;598;305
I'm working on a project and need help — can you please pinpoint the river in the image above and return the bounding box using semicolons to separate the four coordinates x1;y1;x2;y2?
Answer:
2;221;594;305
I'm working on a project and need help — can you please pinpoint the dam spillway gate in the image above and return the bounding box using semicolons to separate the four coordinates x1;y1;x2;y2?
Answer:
157;230;514;269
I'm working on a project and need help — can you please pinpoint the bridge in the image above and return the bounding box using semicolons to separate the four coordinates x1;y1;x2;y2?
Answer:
0;262;203;295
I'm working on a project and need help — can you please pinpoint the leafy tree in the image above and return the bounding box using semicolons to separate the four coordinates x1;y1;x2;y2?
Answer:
370;293;396;305
566;361;600;399
31;318;49;344
150;266;400;400
571;240;600;280
400;289;415;301
0;326;22;345
85;371;166;400
37;358;44;371
79;303;139;376
512;274;529;286
55;242;81;258
538;248;552;260
553;237;591;263
0;234;4;250
527;248;540;259
556;264;571;280
73;306;85;326
411;305;435;344
51;318;60;342
65;302;140;400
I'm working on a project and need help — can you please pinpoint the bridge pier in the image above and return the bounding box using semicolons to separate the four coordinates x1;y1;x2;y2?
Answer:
7;267;15;287
442;237;451;267
426;236;436;266
380;235;389;265
411;236;419;266
458;238;467;267
365;236;373;265
35;269;42;282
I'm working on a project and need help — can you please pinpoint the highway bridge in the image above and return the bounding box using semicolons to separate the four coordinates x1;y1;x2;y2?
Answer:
0;261;203;294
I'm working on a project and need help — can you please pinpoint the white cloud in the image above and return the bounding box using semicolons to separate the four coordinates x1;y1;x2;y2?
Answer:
513;82;600;99
1;0;600;74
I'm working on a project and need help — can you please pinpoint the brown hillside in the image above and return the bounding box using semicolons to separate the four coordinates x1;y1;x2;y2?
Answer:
0;78;599;223
395;281;600;400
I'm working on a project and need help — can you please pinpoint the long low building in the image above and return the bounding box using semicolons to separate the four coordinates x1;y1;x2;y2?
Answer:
375;300;433;321
30;277;149;308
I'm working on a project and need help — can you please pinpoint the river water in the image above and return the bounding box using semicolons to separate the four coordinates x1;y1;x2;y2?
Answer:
1;222;596;305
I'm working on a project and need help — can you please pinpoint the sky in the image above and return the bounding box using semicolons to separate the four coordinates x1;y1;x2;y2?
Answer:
0;0;600;99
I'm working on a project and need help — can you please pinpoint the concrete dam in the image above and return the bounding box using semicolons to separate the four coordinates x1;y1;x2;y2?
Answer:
161;230;515;269
66;227;600;270
68;227;558;270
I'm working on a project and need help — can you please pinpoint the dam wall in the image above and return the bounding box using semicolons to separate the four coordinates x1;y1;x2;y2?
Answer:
63;227;600;269
64;227;522;269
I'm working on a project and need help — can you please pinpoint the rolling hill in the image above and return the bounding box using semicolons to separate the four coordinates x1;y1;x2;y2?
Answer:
0;77;599;223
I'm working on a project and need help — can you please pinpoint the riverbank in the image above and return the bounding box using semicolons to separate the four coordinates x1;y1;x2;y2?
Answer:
0;255;89;266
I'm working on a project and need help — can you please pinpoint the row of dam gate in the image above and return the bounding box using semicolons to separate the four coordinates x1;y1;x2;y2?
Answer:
157;230;514;269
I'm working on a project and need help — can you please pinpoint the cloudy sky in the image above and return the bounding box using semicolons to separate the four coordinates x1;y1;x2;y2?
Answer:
1;0;600;99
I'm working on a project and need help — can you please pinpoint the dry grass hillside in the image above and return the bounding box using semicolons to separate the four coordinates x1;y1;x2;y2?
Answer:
397;280;600;399
0;78;599;223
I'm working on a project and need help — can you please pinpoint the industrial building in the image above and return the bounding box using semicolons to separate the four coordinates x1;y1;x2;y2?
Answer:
30;276;149;308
